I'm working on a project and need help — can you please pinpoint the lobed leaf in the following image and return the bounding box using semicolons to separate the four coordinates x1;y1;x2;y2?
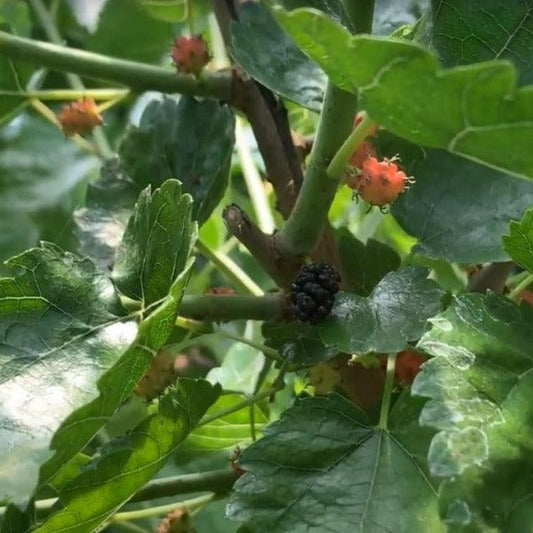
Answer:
227;393;442;532
274;7;533;180
413;292;533;529
318;267;443;355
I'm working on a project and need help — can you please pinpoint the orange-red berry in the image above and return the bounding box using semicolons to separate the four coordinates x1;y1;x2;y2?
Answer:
380;350;426;385
345;140;377;188
351;156;412;207
57;98;103;137
171;35;209;77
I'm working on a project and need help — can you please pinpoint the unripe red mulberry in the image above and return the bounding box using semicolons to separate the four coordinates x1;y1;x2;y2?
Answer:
350;156;413;207
135;349;176;400
157;507;194;533
345;140;377;188
57;98;103;137
171;35;210;77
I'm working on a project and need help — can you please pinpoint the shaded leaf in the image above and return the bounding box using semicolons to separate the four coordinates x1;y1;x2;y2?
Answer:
381;133;533;263
318;267;443;355
227;393;442;532
429;0;533;85
503;207;533;273
36;380;219;533
263;320;338;366
230;2;326;111
137;0;188;23
337;227;401;296
184;393;268;451
0;115;98;270
413;292;533;529
112;180;197;305
119;96;235;225
274;7;533;180
86;0;174;63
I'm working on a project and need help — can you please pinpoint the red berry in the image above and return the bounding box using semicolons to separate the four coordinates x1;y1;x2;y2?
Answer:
345;140;377;188
171;35;209;77
352;156;412;207
380;350;426;385
57;98;103;137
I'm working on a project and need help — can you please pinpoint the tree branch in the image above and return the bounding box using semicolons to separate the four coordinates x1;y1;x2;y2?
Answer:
0;31;232;100
179;291;287;321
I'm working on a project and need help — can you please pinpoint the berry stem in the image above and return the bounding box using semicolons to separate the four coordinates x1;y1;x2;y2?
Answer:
327;112;378;179
378;352;397;430
0;31;232;101
187;0;195;36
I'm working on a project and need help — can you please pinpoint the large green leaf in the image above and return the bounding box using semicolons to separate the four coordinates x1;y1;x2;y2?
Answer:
36;380;219;533
382;133;533;262
119;96;235;225
0;243;132;506
0;115;98;270
503;207;533;273
412;293;533;530
429;0;533;85
184;393;268;451
85;0;174;63
274;7;533;180
112;180;197;305
227;393;442;532
337;227;401;296
318;267;443;355
230;2;326;111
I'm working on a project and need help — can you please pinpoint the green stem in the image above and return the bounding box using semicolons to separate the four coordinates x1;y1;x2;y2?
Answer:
28;0;113;158
276;82;358;255
236;117;276;234
509;272;533;301
111;493;216;523
327;113;377;178
0;88;129;100
342;0;375;33
195;240;264;296
113;521;150;533
378;352;397;430
0;31;232;100
179;293;285;322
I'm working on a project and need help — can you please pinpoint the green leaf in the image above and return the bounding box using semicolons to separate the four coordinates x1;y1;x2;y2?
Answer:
318;267;443;355
137;0;187;23
85;0;174;63
36;380;220;533
0;503;34;533
274;7;533;180
263;320;338;366
112;180;197;305
503;207;533;273
0;115;98;269
207;342;265;396
230;2;326;111
227;394;443;532
381;133;533;263
412;293;533;529
185;393;268;451
119;96;235;225
337;227;401;296
429;0;533;84
0;243;132;506
0;0;32;123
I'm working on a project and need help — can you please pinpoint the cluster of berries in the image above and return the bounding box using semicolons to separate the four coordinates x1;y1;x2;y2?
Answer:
290;263;341;323
345;112;414;207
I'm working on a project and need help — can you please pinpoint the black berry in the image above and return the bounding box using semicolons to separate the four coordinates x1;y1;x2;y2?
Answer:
290;263;340;323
